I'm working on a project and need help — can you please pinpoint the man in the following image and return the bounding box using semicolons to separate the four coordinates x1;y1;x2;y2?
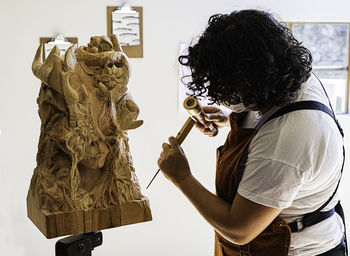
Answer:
158;9;346;255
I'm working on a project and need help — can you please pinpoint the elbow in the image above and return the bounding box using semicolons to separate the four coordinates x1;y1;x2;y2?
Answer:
227;233;254;246
222;214;267;245
232;235;254;246
219;227;256;246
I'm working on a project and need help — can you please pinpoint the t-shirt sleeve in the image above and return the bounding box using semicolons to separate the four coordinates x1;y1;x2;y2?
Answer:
237;157;306;209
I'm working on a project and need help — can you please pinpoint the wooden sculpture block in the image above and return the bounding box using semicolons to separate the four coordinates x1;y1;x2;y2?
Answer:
27;35;152;239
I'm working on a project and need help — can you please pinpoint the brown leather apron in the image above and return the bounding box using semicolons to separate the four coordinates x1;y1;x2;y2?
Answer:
214;113;291;256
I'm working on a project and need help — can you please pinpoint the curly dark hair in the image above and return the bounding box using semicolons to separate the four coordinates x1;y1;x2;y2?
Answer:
179;9;312;110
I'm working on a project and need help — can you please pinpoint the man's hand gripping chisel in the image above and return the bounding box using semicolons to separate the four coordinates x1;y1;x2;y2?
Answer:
146;96;217;189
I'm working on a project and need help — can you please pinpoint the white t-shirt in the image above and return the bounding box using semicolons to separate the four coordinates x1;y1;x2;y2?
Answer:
237;74;345;256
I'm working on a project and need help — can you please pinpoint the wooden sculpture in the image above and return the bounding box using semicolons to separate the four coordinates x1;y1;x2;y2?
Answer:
27;35;152;239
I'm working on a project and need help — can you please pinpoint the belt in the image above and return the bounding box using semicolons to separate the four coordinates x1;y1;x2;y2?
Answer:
288;208;335;232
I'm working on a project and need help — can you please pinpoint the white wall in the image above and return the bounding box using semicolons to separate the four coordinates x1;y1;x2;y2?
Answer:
1;0;350;255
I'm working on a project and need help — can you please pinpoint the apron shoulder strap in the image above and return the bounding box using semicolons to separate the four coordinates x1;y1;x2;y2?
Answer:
262;100;344;137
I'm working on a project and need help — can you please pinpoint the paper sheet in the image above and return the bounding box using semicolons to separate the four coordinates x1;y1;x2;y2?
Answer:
44;35;72;59
112;8;140;46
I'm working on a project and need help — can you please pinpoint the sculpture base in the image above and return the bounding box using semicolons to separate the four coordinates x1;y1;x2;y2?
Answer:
27;193;152;239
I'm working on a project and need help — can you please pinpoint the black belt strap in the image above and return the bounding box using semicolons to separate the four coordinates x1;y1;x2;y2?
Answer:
288;208;335;232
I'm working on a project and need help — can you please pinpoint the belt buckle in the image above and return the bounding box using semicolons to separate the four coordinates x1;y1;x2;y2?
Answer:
296;217;304;231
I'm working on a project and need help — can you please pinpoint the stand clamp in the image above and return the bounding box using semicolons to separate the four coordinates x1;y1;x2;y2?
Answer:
55;231;103;256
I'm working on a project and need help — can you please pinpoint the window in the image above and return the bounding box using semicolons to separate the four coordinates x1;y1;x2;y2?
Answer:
288;22;350;113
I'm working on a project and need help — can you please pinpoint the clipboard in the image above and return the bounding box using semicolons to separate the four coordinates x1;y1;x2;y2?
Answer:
107;5;143;58
39;35;78;60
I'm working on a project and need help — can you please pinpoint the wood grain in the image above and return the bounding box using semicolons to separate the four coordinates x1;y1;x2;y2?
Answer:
27;35;151;238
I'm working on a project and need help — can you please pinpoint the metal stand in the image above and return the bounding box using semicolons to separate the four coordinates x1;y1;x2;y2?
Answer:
55;231;103;256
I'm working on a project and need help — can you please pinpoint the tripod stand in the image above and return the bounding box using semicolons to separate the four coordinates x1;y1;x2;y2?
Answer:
55;231;103;256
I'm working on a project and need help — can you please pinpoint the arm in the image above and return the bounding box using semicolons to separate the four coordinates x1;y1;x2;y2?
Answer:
158;137;282;245
179;175;281;245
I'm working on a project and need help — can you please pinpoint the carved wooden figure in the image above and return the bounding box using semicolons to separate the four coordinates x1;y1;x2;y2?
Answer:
27;35;152;239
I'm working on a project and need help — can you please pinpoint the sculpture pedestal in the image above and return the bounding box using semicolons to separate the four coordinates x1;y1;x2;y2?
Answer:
27;192;152;239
